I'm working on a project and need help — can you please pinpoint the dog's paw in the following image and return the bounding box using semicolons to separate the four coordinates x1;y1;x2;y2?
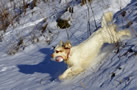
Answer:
59;75;66;80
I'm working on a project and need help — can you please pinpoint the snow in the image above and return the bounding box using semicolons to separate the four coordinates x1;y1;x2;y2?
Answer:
0;0;137;90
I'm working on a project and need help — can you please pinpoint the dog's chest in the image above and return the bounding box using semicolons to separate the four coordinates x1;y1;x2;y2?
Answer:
66;54;80;67
65;59;73;67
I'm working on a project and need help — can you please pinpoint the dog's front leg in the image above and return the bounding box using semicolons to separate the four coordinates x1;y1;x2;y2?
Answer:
59;67;83;80
59;68;72;80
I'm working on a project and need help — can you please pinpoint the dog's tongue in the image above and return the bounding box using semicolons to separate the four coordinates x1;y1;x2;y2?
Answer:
55;56;64;62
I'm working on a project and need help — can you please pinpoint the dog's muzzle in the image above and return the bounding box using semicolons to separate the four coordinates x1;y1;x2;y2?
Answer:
51;55;64;62
55;56;64;62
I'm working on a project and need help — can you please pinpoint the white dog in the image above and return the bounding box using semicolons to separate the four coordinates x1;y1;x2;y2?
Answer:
51;12;131;80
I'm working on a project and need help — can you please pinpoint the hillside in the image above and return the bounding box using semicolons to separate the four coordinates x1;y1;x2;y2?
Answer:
0;0;137;90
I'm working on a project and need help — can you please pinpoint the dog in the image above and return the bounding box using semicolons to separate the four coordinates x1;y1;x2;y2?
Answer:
51;11;131;80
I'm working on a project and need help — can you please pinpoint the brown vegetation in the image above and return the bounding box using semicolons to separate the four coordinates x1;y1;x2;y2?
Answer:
80;0;92;6
56;18;70;29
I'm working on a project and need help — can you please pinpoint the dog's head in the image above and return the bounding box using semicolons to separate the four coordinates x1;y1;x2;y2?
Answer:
51;40;72;62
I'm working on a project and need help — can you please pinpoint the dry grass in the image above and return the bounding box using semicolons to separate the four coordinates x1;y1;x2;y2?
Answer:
81;0;92;6
0;0;40;55
7;37;25;55
0;8;10;31
0;0;38;32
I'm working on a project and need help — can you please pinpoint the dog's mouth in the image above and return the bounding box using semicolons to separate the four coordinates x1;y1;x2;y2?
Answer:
55;56;64;62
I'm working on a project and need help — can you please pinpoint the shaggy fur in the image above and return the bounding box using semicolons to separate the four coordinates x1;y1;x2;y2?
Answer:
51;11;131;80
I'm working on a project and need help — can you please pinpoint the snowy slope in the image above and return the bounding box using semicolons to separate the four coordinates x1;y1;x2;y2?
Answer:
0;0;137;90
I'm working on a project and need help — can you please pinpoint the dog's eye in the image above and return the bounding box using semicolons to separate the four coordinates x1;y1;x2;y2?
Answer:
56;51;59;53
55;50;63;53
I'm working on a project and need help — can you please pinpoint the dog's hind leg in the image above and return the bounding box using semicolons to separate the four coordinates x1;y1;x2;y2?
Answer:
101;24;131;44
117;29;131;38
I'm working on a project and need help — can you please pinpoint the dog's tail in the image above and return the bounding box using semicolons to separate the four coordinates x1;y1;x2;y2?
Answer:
101;11;113;27
100;11;131;44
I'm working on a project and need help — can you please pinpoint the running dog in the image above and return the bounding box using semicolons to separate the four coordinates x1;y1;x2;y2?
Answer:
51;11;131;80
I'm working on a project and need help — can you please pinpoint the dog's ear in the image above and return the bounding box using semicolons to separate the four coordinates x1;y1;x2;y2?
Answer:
64;40;72;49
59;40;64;46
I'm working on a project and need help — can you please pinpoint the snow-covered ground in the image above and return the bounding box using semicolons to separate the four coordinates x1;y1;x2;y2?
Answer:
0;0;137;90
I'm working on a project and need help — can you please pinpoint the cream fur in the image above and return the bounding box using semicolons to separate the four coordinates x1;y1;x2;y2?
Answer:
52;12;131;80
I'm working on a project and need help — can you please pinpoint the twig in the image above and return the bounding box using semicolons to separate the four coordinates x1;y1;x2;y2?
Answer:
90;6;97;29
130;26;137;37
123;14;137;37
66;28;70;40
80;81;86;88
86;0;92;36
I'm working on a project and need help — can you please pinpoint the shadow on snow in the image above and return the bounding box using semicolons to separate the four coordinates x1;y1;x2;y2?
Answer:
17;48;67;81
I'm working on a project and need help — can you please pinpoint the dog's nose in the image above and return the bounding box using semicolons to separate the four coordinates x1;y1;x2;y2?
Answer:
51;54;54;58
